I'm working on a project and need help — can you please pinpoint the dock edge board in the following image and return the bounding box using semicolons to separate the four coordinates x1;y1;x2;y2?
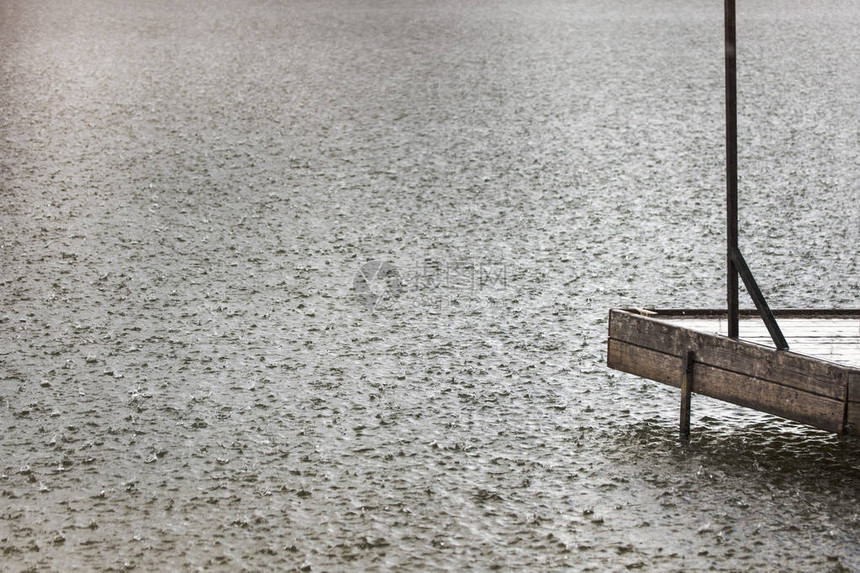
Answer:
607;308;860;436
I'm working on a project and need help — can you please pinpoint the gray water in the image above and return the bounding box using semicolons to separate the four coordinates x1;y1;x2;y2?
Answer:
2;0;859;571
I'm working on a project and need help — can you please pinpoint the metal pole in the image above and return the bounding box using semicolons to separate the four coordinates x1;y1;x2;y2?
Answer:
725;0;739;339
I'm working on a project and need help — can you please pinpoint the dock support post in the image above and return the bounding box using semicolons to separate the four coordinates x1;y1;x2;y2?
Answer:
680;350;695;439
725;0;740;340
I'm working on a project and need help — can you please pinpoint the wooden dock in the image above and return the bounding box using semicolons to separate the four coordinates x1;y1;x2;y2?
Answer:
607;309;860;436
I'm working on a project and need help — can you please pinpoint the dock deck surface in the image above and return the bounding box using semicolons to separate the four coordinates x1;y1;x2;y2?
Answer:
663;315;860;368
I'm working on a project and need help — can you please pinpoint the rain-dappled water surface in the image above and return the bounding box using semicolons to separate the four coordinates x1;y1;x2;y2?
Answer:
2;0;859;570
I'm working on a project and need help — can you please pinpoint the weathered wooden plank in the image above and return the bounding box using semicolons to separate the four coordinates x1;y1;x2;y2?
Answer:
609;310;846;400
607;337;681;389
846;400;860;436
692;363;845;434
607;338;846;434
849;372;860;403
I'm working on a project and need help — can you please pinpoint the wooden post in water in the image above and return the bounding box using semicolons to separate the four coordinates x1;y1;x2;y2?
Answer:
680;350;695;439
725;0;739;339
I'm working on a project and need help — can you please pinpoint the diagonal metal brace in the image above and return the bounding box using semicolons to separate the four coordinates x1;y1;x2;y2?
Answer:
730;247;789;350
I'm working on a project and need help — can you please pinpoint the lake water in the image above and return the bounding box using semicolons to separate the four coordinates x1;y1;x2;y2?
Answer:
1;0;859;570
